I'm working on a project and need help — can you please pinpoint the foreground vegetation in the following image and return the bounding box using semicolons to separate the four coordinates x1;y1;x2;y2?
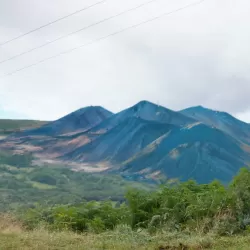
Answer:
1;214;250;249
2;151;250;249
0;223;248;250
17;167;250;236
1;167;249;249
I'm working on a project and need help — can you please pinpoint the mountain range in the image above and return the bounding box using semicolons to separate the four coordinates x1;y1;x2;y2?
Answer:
1;100;250;184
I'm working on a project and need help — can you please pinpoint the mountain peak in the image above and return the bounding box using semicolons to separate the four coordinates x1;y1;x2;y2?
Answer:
133;100;170;110
135;100;157;106
69;105;110;116
181;105;240;120
181;105;250;144
15;106;113;137
183;105;232;115
183;105;212;112
192;105;206;110
126;101;195;124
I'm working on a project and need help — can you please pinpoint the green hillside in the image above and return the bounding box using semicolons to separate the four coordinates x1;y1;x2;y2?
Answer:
0;152;152;211
0;119;48;137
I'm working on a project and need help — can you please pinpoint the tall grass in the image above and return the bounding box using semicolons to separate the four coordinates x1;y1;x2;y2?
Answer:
0;213;23;234
1;214;250;249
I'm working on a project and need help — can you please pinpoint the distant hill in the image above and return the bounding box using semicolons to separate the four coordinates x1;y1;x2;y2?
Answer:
13;106;113;137
180;106;250;144
0;119;48;137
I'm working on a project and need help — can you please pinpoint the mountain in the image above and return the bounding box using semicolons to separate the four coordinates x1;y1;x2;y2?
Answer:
120;122;250;183
2;101;250;184
11;105;182;160
60;100;194;163
12;106;113;137
1;106;112;157
89;101;195;134
62;117;177;163
181;106;250;144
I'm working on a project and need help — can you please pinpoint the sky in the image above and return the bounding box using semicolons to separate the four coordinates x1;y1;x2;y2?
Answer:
1;0;250;122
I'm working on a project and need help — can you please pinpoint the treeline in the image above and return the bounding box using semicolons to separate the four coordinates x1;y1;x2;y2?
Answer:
20;168;250;236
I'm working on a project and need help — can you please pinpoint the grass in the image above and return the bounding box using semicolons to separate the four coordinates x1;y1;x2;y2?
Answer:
0;215;250;250
1;228;250;250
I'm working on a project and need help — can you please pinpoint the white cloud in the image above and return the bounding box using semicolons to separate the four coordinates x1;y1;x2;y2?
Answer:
1;0;250;121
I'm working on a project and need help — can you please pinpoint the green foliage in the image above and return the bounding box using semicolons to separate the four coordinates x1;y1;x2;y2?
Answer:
22;201;130;233
0;152;33;168
230;168;250;216
19;167;250;236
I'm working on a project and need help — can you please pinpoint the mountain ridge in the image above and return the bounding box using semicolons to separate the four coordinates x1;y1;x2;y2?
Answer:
1;100;250;184
88;100;195;135
181;105;250;144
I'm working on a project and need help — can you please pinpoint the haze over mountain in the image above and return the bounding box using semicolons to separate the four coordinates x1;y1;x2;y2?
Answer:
1;100;250;184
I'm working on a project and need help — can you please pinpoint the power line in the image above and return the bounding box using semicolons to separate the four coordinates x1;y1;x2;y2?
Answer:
0;0;106;46
0;0;163;65
0;0;205;79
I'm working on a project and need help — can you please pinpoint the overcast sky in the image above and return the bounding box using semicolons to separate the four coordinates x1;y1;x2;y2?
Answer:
0;0;250;122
